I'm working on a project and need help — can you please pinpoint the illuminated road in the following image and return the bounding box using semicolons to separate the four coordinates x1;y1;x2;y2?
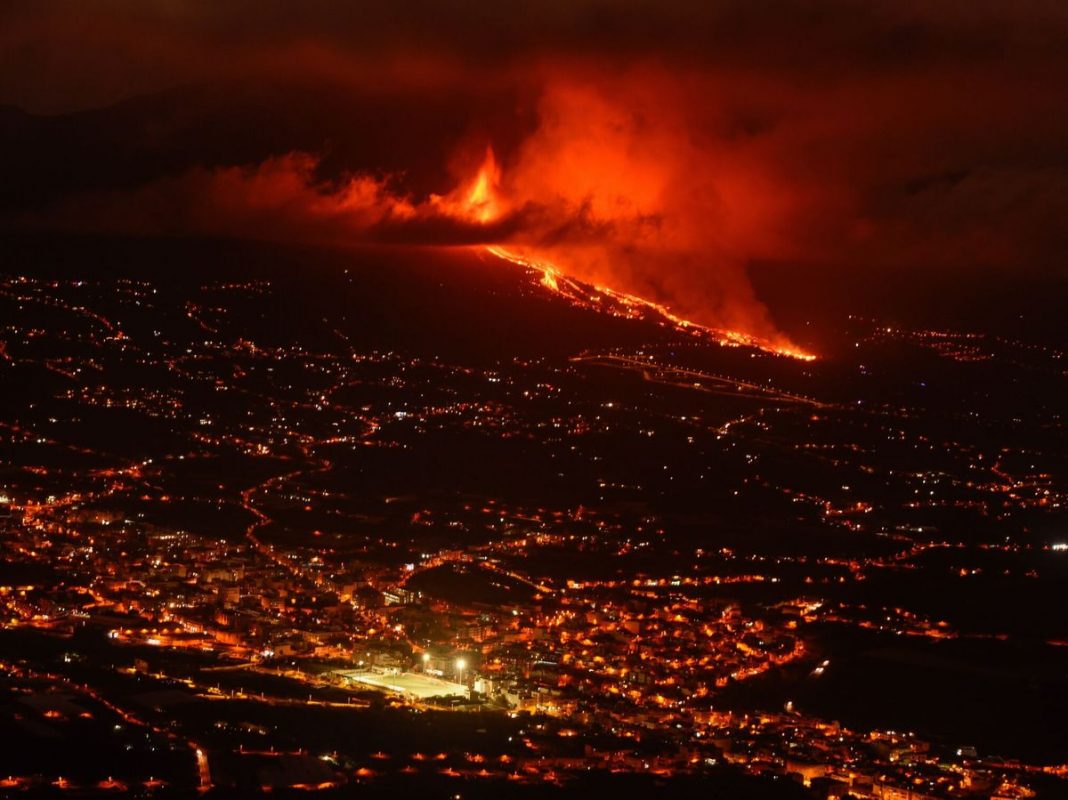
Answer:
571;353;827;407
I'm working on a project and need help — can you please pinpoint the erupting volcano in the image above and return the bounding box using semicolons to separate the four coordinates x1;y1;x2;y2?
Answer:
445;147;815;360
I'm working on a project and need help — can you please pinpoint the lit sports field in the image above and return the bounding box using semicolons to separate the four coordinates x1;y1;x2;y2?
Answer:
334;670;467;699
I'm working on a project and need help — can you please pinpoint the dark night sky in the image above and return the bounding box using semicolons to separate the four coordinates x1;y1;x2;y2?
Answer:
2;1;1067;341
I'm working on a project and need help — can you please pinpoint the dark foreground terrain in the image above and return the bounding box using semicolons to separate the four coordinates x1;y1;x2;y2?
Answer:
0;233;1065;798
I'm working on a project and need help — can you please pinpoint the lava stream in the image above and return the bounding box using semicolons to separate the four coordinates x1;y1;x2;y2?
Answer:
485;245;815;361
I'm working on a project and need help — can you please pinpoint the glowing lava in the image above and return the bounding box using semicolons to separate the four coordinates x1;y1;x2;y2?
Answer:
485;245;816;360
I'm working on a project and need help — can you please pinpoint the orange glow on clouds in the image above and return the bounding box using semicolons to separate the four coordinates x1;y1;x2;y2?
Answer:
26;71;820;357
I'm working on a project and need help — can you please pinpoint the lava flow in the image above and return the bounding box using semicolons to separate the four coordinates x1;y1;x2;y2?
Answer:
485;245;816;360
453;150;815;361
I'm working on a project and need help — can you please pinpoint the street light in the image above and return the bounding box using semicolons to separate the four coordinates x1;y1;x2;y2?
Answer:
421;652;430;671
455;657;466;683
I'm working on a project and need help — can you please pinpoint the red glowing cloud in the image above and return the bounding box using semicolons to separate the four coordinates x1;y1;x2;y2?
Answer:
476;72;824;343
